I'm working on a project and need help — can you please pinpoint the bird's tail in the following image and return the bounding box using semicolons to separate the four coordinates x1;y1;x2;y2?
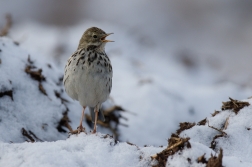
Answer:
89;107;105;123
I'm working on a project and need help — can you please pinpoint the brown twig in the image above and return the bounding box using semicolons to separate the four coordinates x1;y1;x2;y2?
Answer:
207;148;223;167
151;135;191;167
166;137;190;151
0;14;12;37
222;97;250;114
223;116;230;130
207;121;227;136
21;128;35;142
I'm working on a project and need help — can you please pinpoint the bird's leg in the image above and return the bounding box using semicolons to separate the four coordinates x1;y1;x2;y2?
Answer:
77;106;86;133
92;108;99;133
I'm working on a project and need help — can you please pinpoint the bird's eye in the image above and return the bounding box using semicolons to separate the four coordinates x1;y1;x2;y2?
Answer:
93;35;97;38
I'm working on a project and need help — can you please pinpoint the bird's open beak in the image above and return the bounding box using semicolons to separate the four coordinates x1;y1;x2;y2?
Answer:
101;33;114;42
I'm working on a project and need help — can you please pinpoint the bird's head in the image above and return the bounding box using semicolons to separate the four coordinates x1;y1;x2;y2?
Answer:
78;27;114;51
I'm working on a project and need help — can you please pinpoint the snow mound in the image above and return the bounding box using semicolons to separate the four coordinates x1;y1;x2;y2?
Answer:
0;133;161;167
0;37;67;142
0;37;125;143
152;98;252;167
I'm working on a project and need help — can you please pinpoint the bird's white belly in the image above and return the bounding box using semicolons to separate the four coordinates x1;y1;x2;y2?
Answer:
64;57;112;107
77;72;110;107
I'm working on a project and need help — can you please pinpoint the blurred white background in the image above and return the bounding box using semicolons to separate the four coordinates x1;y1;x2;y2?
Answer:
1;0;252;86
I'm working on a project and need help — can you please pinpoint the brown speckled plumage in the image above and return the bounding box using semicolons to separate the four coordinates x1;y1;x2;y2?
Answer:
63;27;113;134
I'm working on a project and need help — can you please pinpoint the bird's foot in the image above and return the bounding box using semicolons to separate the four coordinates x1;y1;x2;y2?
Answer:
92;127;97;134
69;126;86;135
92;130;96;134
77;126;86;134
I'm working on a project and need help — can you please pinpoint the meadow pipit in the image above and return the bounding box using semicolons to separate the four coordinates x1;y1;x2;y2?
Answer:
63;27;113;134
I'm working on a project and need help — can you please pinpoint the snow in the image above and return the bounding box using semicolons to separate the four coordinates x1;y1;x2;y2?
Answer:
0;21;252;166
177;100;252;166
0;133;162;167
167;141;213;167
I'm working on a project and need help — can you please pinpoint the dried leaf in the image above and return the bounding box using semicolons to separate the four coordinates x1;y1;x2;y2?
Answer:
212;110;220;117
198;118;207;125
151;135;191;167
222;97;250;114
0;89;13;101
198;153;207;164
176;122;196;135
207;148;223;167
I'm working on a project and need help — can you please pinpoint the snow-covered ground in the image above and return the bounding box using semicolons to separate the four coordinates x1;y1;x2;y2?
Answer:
9;22;252;145
0;21;252;166
0;133;161;167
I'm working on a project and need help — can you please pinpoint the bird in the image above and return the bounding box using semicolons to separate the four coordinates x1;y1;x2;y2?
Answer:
63;27;113;134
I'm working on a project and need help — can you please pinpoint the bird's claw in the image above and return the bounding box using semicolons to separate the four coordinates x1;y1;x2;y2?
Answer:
92;129;96;134
69;126;86;135
77;126;86;134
